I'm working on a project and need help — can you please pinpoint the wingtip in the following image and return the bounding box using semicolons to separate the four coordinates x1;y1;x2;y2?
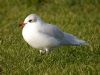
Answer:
76;39;89;45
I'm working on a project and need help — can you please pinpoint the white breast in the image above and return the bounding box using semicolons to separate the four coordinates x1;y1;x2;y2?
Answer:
22;23;60;49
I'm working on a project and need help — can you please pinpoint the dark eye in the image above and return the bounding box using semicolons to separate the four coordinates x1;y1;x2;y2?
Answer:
29;20;32;22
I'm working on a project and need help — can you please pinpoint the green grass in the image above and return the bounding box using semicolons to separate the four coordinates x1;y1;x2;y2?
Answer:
0;0;100;75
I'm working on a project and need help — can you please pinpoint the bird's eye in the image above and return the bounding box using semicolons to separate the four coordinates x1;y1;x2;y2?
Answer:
29;20;32;22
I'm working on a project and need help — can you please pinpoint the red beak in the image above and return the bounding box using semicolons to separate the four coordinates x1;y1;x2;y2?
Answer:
19;21;27;28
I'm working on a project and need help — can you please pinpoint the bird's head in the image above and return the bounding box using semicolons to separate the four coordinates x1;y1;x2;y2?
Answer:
19;14;42;28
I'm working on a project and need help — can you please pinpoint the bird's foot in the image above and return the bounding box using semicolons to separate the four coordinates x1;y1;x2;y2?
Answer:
45;48;49;54
39;50;45;55
39;49;50;55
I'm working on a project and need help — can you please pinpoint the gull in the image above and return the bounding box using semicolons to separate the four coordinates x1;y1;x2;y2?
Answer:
19;14;87;54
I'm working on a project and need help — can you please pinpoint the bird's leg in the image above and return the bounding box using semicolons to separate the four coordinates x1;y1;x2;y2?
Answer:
45;48;49;54
39;50;45;54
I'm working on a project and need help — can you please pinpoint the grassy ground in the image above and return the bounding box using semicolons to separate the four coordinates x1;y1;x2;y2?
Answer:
0;0;100;75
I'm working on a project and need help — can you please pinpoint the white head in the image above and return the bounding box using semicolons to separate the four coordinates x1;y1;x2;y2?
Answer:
19;14;42;28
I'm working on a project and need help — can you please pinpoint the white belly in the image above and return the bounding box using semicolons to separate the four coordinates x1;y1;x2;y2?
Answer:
22;24;60;49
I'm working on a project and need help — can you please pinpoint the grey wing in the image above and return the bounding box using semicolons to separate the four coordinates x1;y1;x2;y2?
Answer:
61;32;86;45
39;24;64;40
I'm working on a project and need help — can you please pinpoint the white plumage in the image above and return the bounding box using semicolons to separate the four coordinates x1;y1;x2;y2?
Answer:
21;14;87;54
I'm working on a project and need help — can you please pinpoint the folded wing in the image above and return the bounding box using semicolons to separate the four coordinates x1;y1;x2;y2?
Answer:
39;24;64;40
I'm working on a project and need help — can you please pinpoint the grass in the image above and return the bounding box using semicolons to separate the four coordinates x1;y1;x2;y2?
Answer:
0;0;100;75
